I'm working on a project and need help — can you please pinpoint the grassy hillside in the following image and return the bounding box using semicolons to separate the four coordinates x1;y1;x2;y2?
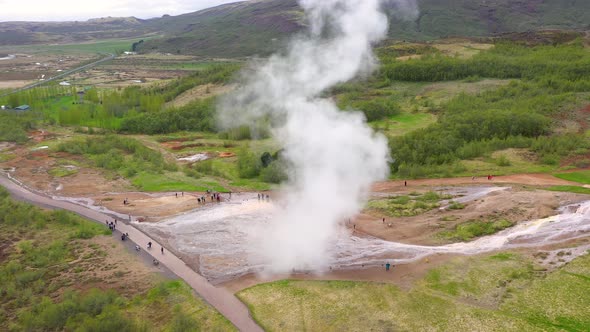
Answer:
141;0;590;57
2;0;590;57
389;0;590;41
0;17;154;45
140;0;302;57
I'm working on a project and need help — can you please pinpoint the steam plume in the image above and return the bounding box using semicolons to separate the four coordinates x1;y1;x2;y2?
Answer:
219;0;411;273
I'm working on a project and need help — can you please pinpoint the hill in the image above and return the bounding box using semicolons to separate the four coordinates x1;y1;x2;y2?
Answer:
140;0;590;57
1;0;590;57
0;17;151;45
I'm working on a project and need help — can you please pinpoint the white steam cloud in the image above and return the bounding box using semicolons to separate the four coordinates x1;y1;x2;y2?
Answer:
219;0;412;273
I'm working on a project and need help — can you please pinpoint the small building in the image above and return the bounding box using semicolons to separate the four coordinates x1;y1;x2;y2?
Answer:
14;105;30;111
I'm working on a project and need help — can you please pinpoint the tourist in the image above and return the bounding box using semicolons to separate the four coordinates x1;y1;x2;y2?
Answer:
382;218;385;223
175;192;178;198
161;247;164;254
148;241;152;249
386;262;391;271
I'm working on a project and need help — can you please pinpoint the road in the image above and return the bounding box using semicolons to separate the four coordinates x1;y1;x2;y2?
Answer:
0;53;115;98
0;174;263;332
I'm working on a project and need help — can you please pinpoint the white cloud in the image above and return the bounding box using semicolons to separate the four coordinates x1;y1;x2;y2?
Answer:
0;0;243;22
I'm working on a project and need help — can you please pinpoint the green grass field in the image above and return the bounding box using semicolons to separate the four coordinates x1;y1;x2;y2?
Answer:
12;38;149;55
555;171;590;184
371;112;437;137
438;219;514;242
131;172;228;192
545;185;590;195
239;252;590;331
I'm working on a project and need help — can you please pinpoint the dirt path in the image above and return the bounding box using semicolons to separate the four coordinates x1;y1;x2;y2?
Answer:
372;173;578;192
0;174;263;332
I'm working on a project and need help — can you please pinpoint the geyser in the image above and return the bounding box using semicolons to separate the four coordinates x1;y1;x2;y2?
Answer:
219;0;414;274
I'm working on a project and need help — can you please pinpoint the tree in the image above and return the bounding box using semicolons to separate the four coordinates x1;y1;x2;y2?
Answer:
260;152;273;168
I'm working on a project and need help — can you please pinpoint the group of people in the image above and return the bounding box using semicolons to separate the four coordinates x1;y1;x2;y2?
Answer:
106;219;117;231
175;192;184;198
257;193;270;201
211;192;222;202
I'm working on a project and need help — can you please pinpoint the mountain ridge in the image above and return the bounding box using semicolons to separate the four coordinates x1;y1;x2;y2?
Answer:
1;0;589;57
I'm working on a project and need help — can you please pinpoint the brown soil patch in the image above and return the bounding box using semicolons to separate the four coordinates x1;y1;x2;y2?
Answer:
577;104;590;131
161;140;222;151
0;80;31;89
3;145;130;196
372;174;577;192
28;130;56;142
218;152;236;158
64;236;163;297
356;186;584;246
98;192;213;222
222;253;455;292
167;83;235;108
0;53;97;82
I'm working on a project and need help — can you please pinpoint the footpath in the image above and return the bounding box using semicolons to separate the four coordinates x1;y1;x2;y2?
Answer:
0;175;263;332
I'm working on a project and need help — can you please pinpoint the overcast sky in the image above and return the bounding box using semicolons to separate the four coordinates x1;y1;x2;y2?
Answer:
0;0;244;22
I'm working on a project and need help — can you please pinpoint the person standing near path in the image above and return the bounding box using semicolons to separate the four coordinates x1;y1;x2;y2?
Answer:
161;247;164;254
386;262;391;271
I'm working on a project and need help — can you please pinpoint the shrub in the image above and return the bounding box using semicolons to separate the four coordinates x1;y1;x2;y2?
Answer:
496;155;512;166
237;149;261;179
261;162;288;184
